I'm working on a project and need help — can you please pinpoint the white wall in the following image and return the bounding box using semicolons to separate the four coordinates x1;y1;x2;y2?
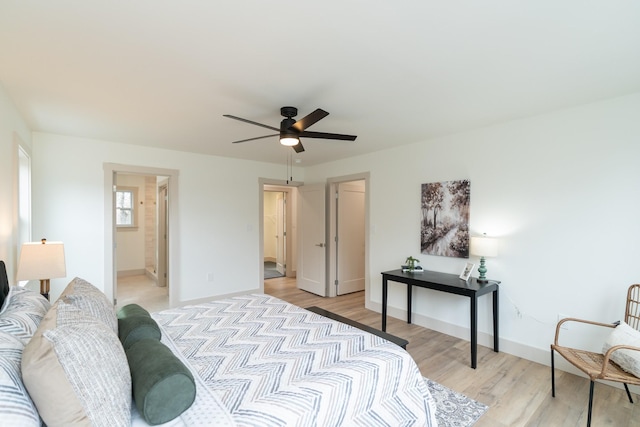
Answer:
0;83;32;282
305;92;640;365
31;132;304;303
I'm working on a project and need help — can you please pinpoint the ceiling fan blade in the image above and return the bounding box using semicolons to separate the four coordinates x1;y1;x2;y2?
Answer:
292;141;305;153
290;109;329;132
223;114;280;132
300;131;357;141
231;134;278;144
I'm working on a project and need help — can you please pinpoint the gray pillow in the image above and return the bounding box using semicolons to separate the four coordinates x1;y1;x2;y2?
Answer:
21;301;131;427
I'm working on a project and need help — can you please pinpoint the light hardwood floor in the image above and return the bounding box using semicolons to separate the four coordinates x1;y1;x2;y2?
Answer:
116;274;169;313
118;275;640;426
265;277;640;427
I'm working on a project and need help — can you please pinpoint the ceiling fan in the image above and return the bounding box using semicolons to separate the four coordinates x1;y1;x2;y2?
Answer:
223;106;357;153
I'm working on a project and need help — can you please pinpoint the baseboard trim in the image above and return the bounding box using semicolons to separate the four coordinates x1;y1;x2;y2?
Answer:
177;288;262;308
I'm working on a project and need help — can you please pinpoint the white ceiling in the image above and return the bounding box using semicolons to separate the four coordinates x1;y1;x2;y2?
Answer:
1;1;639;166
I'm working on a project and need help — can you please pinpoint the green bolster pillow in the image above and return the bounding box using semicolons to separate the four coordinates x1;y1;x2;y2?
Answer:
117;303;151;319
117;304;161;349
126;339;196;425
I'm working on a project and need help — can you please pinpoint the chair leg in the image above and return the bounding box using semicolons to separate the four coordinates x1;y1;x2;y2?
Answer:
587;380;594;427
623;383;634;404
551;347;556;397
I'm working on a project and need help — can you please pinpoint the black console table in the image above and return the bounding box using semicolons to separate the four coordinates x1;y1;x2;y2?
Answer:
381;269;500;369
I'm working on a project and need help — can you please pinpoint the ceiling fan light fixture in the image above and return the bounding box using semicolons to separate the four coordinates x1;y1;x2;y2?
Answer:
280;136;299;146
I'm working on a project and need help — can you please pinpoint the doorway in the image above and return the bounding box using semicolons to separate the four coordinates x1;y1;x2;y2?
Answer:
261;182;297;284
103;163;179;309
264;190;286;279
114;173;169;311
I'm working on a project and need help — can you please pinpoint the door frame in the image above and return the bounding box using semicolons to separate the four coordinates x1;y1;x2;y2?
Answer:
103;163;179;306
259;178;301;287
327;172;370;298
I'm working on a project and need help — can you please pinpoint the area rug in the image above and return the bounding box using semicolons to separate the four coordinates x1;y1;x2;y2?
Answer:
425;378;488;427
264;261;284;279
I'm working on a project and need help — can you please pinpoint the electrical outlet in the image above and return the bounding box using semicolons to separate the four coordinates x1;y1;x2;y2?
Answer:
558;313;570;330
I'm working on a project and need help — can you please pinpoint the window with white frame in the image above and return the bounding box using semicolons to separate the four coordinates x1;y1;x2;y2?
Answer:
115;186;138;228
18;145;32;245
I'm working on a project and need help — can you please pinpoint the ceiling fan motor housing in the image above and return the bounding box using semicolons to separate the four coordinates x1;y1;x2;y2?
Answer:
280;106;298;118
280;117;298;138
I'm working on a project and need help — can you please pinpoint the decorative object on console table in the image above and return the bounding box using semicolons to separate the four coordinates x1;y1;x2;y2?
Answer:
459;262;474;281
16;238;66;300
402;256;423;273
470;234;498;283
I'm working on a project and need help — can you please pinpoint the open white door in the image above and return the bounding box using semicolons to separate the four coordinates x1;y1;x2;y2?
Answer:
336;182;365;295
157;184;168;287
275;193;286;275
297;184;327;296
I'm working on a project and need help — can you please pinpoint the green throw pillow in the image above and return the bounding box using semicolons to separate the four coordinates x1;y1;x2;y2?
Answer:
117;304;161;350
126;339;196;425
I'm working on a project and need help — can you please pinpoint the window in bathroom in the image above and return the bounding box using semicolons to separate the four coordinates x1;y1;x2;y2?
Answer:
115;186;138;228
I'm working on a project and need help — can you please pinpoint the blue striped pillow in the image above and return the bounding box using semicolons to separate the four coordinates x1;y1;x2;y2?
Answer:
0;287;50;344
0;331;41;426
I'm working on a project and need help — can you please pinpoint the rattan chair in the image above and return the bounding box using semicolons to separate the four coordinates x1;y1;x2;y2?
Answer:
551;284;640;426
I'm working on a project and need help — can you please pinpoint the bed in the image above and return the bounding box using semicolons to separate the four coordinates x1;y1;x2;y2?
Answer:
0;268;437;426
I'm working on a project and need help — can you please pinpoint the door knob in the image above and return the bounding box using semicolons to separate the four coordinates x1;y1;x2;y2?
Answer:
315;243;325;247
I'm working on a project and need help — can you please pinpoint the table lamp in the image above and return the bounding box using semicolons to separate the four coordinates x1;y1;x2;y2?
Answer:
16;238;66;300
470;234;498;283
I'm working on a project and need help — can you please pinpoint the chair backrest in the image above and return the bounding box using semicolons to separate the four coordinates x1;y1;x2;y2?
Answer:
625;284;640;331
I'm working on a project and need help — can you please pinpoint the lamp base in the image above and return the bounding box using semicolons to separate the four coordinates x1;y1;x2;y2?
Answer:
40;279;50;301
477;257;489;284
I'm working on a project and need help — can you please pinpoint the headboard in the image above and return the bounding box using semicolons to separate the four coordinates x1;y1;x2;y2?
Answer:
0;260;9;309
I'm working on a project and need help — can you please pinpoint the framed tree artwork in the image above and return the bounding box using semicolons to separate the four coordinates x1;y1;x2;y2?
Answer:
420;179;470;258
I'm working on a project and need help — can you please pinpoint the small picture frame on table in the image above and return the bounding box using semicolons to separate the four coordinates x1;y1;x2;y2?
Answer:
459;262;474;281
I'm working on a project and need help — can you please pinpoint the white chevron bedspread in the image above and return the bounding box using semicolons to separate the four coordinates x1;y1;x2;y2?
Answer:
147;294;438;427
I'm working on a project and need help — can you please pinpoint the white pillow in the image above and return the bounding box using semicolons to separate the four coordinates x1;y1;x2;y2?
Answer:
602;321;640;378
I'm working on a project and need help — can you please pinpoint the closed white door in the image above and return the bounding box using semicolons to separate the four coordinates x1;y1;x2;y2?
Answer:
336;182;365;295
297;184;326;296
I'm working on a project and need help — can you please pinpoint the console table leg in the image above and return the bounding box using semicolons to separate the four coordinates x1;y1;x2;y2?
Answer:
493;288;499;352
407;284;412;325
382;277;388;332
471;296;477;369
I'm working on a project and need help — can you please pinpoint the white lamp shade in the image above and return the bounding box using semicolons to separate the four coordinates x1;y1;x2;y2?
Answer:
470;236;498;257
16;241;66;281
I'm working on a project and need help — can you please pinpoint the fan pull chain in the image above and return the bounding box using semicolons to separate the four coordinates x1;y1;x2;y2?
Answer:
286;153;294;184
286;153;290;184
289;153;293;183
